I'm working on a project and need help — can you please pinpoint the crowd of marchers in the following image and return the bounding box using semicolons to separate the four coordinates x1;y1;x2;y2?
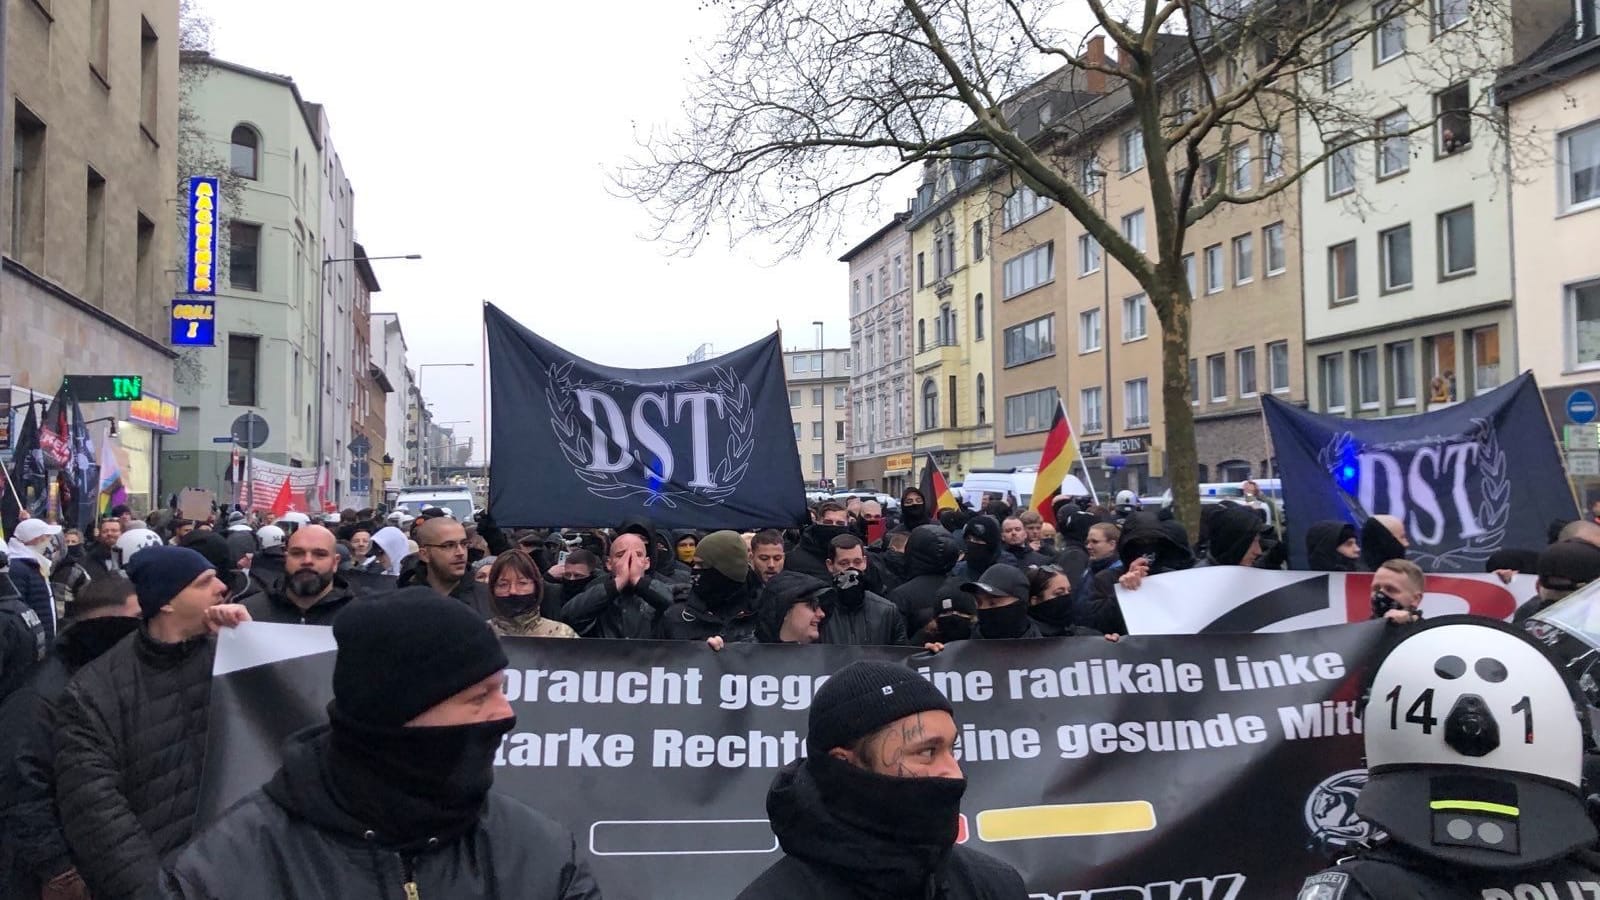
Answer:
4;484;1600;899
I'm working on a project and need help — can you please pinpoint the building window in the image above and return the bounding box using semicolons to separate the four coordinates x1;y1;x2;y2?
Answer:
230;125;260;180
789;389;801;407
1389;341;1417;406
1438;205;1475;277
1205;243;1225;294
1328;137;1356;197
1003;315;1055;367
1183;253;1198;296
1200;155;1221;196
1124;379;1150;428
976;374;987;425
1121;210;1146;252
934;235;947;280
85;168;106;305
1380;223;1413;292
1004;388;1060;437
229;222;261;291
1376;0;1407;62
1435;0;1469;32
836;454;846;477
1002;242;1054;298
1078;234;1102;276
1264;222;1286;276
1262;130;1285;181
1238;347;1259;398
1469;326;1500;394
851;280;860;313
949;375;959;428
1122;294;1148;341
1570;279;1600;368
1189;358;1201;405
1378;110;1411;178
1320;354;1347;412
135;212;155;310
1079;309;1102;353
1233;233;1254;285
865;274;875;305
1436;84;1471;155
1424;332;1459;402
1209;354;1228;402
917;253;925;288
811;387;824;406
812;454;823;474
893;255;905;291
139;18;158;138
1176;86;1195;123
89;0;109;77
973;221;985;261
1268;341;1291;393
921;380;939;430
936;304;957;346
1355;347;1380;409
812;421;823;439
1002;185;1052;229
228;335;260;406
1329;240;1358;304
917;319;926;352
974;294;985;341
834;386;847;407
1121;128;1145;173
1081;158;1104;194
1231;144;1254;192
1560;121;1600;213
792;355;811;374
1325;30;1355;87
11;103;46;267
1081;387;1103;433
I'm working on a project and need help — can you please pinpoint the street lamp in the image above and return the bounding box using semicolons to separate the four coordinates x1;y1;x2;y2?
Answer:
813;320;826;490
416;363;473;485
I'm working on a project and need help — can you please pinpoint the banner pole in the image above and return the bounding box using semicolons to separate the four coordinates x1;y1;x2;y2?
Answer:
1528;371;1585;515
481;301;490;473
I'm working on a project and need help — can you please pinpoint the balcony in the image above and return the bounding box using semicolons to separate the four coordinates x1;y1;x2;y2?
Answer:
914;339;963;373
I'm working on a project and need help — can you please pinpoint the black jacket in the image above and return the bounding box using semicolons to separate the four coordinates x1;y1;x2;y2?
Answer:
54;628;217;900
7;557;54;641
1301;841;1600;899
0;595;46;704
819;590;907;646
0;616;140;899
655;581;760;643
887;526;962;636
561;574;674;639
157;725;602;900
783;527;837;580
244;579;360;626
998;543;1049;569
80;542;117;581
1069;557;1127;635
1306;520;1360;572
1360;517;1409;571
736;759;1026;900
397;562;493;619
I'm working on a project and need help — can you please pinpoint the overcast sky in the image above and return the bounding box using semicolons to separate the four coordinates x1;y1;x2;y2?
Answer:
206;0;905;465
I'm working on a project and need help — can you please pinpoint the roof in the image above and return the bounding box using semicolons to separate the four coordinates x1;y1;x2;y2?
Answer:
838;212;911;262
180;52;323;151
1495;20;1600;105
352;241;382;293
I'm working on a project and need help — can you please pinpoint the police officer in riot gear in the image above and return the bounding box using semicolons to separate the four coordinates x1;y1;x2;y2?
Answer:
1297;616;1600;898
0;549;48;704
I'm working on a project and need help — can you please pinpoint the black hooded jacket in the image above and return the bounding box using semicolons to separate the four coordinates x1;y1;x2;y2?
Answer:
1360;517;1409;571
655;576;762;643
755;571;829;643
785;525;847;580
887;526;962;636
736;759;1026;900
1117;513;1195;574
157;725;602;900
560;574;675;639
1305;521;1360;572
1198;504;1264;567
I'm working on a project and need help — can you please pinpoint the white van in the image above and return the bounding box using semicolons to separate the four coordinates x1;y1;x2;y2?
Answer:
955;467;1094;511
393;485;475;522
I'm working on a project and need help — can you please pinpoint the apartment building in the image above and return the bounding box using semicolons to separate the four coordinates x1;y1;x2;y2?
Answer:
842;212;915;494
786;348;851;488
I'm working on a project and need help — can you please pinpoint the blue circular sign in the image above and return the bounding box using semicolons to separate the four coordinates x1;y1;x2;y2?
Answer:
1569;390;1598;424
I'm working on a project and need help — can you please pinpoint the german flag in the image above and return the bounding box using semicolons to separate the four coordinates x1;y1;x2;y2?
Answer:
919;453;960;513
1030;399;1080;528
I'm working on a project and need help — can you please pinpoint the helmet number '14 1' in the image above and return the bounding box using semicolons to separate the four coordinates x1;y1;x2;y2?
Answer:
1385;687;1534;743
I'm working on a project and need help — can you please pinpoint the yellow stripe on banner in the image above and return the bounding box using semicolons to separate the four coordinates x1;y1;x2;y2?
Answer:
975;801;1157;842
1429;800;1519;817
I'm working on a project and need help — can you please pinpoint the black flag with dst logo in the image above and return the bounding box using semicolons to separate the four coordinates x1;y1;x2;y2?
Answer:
1263;372;1577;572
485;304;807;530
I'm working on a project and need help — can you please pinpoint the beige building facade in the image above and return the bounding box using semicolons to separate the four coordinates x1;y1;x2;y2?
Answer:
785;347;850;488
842;212;914;494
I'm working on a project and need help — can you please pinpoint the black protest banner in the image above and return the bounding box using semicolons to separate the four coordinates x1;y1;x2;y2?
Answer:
485;304;808;531
203;623;1391;900
1263;373;1577;572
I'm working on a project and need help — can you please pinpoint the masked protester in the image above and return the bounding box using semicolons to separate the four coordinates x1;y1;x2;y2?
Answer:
898;488;931;531
1195;503;1265;568
245;525;358;626
888;525;963;639
1305;521;1362;573
657;531;760;645
1296;618;1600;899
752;571;828;645
1514;540;1600;623
6;519;61;639
785;502;853;580
819;535;906;646
736;661;1026;900
485;549;577;639
915;593;978;646
951;516;1002;581
157;589;602;899
959;565;1041;640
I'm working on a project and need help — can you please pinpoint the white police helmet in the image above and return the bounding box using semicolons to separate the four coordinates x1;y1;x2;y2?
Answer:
256;524;286;550
1114;489;1138;507
112;528;164;570
1357;617;1595;869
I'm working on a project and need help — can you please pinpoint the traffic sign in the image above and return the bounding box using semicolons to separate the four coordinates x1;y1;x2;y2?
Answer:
350;434;371;456
1566;425;1600;451
1569;390;1598;424
230;412;269;450
211;436;234;444
1569;450;1600;477
65;374;142;402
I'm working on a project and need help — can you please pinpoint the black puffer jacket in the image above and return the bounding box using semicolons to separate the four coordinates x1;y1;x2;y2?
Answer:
560;574;674;639
54;628;217;900
157;725;602;900
0;615;140;899
244;579;360;626
655;580;760;643
887;526;962;635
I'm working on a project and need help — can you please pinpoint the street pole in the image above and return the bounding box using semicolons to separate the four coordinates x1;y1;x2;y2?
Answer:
814;321;825;490
245;411;256;516
1094;168;1115;493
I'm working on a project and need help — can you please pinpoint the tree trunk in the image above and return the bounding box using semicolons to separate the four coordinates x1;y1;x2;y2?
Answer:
1159;282;1201;540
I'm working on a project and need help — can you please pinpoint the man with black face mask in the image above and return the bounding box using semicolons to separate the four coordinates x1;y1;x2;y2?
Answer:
820;535;906;646
158;588;601;898
950;516;1002;580
736;661;1025;900
245;525;357;626
898;488;931;531
784;502;854;580
656;531;761;644
961;564;1042;640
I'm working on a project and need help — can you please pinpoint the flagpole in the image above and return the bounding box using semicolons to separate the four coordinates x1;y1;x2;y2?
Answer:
1062;399;1101;507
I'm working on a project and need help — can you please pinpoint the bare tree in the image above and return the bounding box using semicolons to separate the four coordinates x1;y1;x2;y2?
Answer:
618;0;1531;533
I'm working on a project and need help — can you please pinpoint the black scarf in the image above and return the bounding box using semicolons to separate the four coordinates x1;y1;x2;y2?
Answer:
691;567;748;612
977;601;1033;639
319;706;515;850
766;754;966;899
963;540;998;576
831;569;867;611
492;590;540;618
900;504;929;530
1028;591;1076;630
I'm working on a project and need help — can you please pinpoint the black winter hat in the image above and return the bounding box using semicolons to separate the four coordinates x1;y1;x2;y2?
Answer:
332;586;508;727
1538;540;1600;592
126;546;216;620
808;661;953;755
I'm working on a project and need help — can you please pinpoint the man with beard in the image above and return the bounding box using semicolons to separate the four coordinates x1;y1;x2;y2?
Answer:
157;589;601;898
784;502;853;580
0;575;142;900
562;521;675;639
245;525;357;626
656;531;760;644
736;661;1025;899
997;517;1048;568
80;518;120;580
950;516;1002;581
820;535;905;646
750;530;787;584
887;525;962;639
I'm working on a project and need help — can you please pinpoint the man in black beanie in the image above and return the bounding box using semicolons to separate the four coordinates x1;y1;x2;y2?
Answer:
159;587;601;899
737;660;1026;899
